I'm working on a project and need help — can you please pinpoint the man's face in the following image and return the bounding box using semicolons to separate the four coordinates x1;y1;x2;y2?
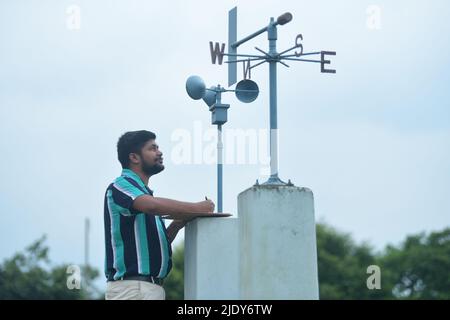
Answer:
138;139;164;176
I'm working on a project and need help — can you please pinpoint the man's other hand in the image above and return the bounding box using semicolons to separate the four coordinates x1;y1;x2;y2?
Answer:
197;199;215;213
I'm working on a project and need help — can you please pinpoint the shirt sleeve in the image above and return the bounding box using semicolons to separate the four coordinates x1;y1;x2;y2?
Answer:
111;177;147;214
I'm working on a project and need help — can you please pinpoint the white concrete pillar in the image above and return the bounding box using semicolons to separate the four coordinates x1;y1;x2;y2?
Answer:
238;185;319;299
184;217;239;299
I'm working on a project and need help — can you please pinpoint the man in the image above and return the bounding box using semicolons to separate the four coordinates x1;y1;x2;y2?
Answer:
104;130;214;300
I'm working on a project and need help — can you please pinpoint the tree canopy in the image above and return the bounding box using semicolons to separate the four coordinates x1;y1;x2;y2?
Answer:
0;235;100;300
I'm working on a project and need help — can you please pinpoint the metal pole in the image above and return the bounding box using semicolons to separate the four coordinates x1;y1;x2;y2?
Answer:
217;124;223;213
264;18;284;185
232;26;268;49
84;217;89;267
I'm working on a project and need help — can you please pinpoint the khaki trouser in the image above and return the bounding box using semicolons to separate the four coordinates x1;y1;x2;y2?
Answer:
105;280;166;300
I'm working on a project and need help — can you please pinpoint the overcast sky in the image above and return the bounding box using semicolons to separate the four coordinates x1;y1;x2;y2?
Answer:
1;0;449;290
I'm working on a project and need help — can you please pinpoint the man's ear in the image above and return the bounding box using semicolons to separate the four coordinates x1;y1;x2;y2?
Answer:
129;153;140;165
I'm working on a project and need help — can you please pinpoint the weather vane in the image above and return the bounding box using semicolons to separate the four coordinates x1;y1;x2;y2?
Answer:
209;7;336;185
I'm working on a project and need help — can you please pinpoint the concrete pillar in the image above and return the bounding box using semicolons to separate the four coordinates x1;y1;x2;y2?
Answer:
184;217;239;299
238;185;319;299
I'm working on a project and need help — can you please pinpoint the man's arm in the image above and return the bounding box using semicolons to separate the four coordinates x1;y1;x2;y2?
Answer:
165;220;189;244
133;195;214;216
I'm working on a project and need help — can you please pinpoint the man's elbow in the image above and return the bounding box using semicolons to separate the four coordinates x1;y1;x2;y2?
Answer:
133;195;159;215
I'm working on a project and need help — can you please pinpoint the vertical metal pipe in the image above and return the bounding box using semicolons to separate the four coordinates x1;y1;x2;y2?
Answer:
269;59;278;179
84;217;89;267
266;18;280;184
217;124;223;213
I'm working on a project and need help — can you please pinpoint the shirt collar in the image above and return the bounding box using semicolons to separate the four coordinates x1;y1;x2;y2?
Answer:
121;169;154;194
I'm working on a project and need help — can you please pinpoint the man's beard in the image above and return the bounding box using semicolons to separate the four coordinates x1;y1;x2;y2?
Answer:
141;160;164;176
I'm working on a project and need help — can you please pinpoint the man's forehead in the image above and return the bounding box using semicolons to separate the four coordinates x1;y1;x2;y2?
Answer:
145;140;158;148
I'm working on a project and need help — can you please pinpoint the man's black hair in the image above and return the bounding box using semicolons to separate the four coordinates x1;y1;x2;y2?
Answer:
117;130;156;169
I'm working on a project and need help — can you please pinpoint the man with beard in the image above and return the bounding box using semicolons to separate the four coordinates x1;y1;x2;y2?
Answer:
104;130;214;300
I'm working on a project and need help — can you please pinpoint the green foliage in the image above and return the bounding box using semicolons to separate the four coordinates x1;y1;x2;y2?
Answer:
0;235;100;300
379;228;450;299
164;244;184;300
316;223;392;299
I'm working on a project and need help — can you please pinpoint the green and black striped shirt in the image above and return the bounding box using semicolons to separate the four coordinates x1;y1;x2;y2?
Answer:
104;169;172;281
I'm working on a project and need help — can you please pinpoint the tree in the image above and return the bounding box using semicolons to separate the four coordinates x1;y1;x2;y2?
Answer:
379;227;450;299
0;235;100;300
316;223;390;299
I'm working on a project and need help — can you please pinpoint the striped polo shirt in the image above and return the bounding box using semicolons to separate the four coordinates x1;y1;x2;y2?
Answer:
104;169;172;281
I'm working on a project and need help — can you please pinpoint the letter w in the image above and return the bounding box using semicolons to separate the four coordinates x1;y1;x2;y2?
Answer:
209;41;226;65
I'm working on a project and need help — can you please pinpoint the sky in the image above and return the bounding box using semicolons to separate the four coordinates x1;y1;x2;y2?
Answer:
0;0;449;291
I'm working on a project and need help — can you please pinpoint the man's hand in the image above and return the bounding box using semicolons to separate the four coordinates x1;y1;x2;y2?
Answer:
165;200;214;244
171;219;189;228
196;199;215;213
166;219;191;244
